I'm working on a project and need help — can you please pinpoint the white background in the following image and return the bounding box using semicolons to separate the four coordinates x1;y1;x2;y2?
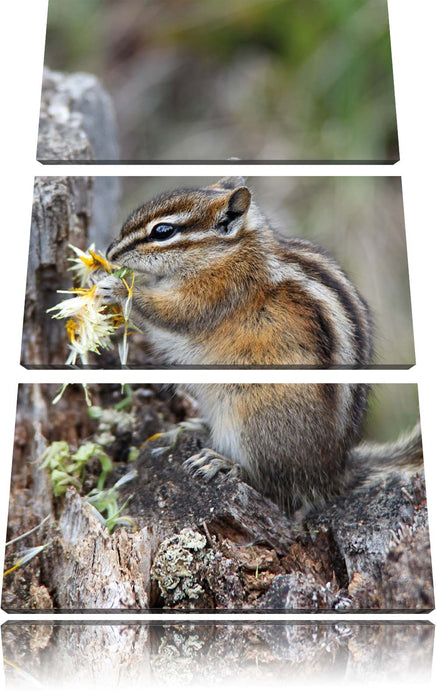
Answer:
0;0;435;698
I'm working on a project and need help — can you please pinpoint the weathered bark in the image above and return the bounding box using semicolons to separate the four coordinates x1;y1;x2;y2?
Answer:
23;177;93;368
51;490;154;610
37;67;119;164
2;622;433;688
24;67;121;368
20;174;121;500
3;385;433;613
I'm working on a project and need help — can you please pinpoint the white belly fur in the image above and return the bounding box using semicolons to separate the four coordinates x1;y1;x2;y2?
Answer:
184;384;249;468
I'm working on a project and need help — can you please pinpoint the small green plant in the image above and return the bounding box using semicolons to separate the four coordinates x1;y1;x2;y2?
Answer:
39;441;82;495
85;472;137;534
39;440;137;533
39;440;114;495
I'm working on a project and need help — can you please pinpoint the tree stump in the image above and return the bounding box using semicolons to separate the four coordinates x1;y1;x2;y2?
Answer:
23;67;121;369
23;176;93;368
7;68;433;615
37;67;119;164
3;385;433;613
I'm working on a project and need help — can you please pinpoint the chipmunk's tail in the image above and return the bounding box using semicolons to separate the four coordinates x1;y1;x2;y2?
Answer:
347;423;423;490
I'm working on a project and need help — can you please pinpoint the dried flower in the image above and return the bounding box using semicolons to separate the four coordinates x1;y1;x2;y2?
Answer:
68;243;115;286
47;286;121;365
47;244;134;366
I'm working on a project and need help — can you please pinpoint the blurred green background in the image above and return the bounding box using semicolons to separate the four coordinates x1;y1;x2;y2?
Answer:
364;384;419;443
43;0;398;161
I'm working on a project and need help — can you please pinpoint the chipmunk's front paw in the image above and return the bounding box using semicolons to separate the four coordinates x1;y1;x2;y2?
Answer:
94;275;128;306
183;448;242;483
148;419;209;457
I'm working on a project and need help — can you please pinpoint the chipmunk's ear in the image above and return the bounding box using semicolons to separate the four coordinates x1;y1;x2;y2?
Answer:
213;176;246;190
217;186;251;235
227;186;251;216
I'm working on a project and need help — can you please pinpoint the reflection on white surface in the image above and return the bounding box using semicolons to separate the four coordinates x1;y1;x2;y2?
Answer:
2;621;433;688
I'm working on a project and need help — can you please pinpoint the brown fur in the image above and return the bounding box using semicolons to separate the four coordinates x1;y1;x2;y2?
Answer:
98;180;420;514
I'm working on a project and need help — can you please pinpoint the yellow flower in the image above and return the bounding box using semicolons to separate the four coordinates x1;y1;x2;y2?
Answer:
48;287;120;365
68;243;119;286
47;244;134;367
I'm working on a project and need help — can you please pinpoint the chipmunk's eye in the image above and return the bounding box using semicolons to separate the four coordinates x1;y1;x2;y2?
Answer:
149;223;177;241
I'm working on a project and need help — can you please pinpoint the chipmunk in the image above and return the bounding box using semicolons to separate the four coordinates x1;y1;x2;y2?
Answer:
96;178;422;515
102;177;372;369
